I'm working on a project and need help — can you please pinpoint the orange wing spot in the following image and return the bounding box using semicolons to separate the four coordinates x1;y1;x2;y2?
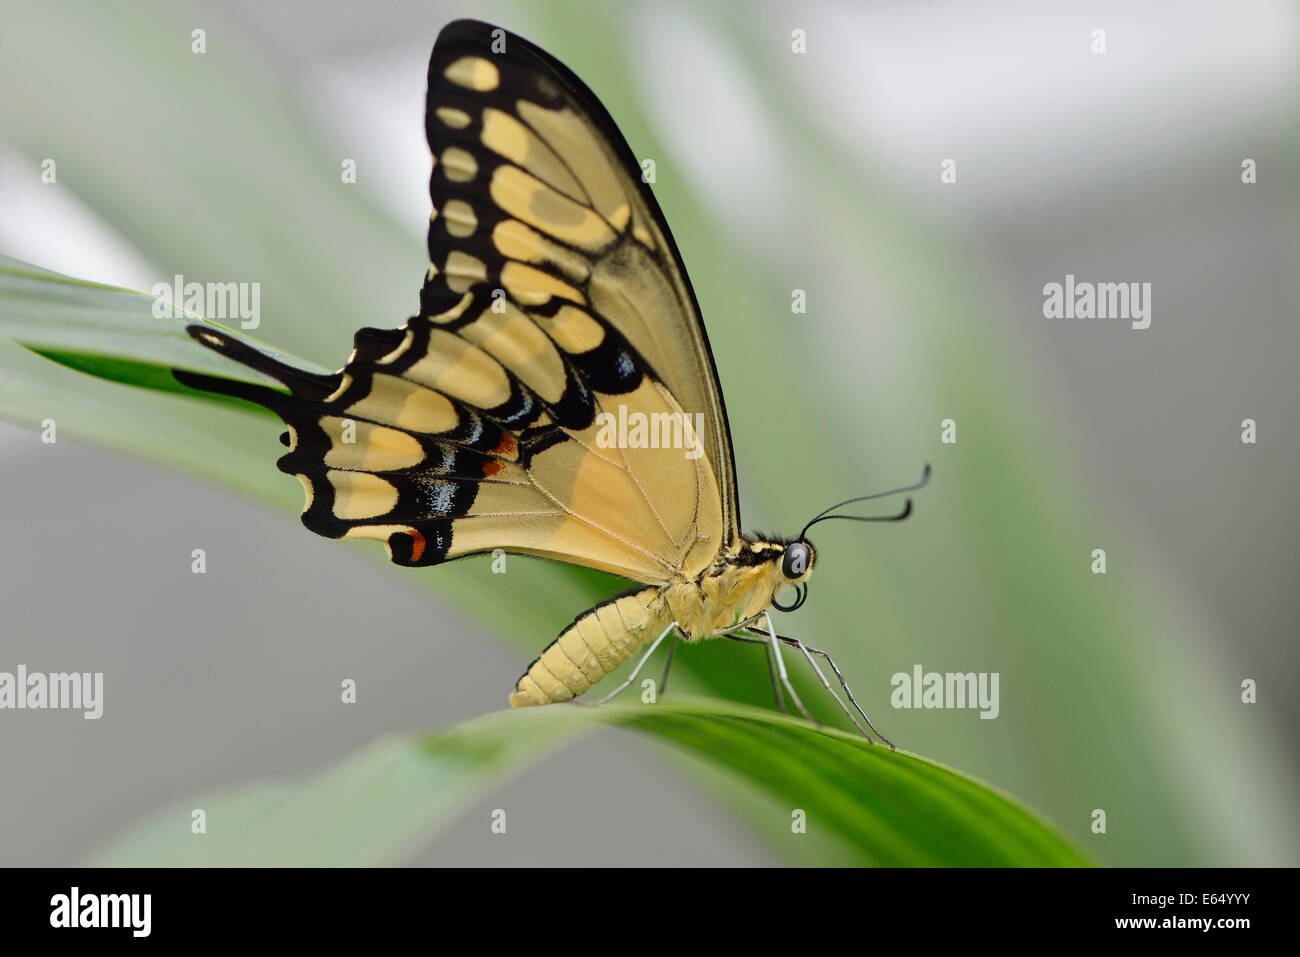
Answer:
491;433;517;457
482;460;505;477
407;528;426;562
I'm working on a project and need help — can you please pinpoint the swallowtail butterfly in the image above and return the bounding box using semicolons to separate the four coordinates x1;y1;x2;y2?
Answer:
175;20;928;743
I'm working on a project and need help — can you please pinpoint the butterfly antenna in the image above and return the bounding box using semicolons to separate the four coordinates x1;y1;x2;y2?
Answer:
800;464;932;539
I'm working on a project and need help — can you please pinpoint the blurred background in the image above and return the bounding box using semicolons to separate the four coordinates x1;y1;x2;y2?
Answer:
1;0;1296;865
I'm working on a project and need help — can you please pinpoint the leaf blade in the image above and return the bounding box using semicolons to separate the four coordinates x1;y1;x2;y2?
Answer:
89;700;1090;867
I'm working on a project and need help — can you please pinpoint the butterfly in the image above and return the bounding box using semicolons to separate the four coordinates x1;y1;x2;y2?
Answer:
174;19;929;744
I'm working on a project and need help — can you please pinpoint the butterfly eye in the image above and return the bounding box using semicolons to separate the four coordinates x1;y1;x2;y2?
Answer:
781;542;810;579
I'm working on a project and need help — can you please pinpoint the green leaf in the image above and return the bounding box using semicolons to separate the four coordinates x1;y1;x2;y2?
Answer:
0;256;329;383
88;699;1090;867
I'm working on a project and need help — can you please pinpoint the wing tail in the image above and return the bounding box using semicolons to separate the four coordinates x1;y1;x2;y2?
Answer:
172;325;337;412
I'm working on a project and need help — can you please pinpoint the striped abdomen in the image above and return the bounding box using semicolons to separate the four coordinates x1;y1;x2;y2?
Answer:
509;587;669;707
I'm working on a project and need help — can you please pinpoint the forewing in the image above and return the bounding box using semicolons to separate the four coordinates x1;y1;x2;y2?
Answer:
176;19;741;585
422;19;740;546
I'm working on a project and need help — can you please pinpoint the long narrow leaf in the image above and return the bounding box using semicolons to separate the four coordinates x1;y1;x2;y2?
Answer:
89;700;1090;867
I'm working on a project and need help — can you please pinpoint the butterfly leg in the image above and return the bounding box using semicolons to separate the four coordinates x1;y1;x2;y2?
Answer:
759;613;819;726
747;627;873;742
799;641;895;748
722;631;790;714
657;630;683;695
582;621;678;706
746;625;894;749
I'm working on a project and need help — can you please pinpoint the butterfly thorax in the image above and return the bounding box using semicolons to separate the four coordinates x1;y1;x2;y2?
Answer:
658;536;815;641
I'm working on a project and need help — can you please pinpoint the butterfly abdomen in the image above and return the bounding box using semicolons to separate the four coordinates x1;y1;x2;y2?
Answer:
509;588;669;707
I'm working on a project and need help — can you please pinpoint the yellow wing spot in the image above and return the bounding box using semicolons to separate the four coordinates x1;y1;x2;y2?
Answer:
435;106;472;129
324;372;355;404
630;208;657;249
342;523;405;546
480;108;585;202
295;473;314;510
608;203;631;232
490;165;615;252
444;55;499;92
346;374;460;433
327;470;399;520
404;330;512;409
320;417;425;471
541;304;606;354
444;250;488;294
492;219;591;284
441;146;478;183
377;330;415;365
460;303;567;404
442;199;477;238
427;290;475;324
480;108;528;161
501;260;584;306
517;101;628;224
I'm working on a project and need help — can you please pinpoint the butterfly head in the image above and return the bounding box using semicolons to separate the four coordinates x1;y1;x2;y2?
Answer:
772;539;815;612
768;465;934;614
780;540;814;582
730;537;816;614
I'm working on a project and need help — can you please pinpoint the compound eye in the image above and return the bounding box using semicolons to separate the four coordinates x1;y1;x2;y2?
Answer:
781;542;810;579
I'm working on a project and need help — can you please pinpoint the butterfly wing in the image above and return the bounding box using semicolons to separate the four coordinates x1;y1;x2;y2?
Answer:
176;19;740;586
424;19;741;543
